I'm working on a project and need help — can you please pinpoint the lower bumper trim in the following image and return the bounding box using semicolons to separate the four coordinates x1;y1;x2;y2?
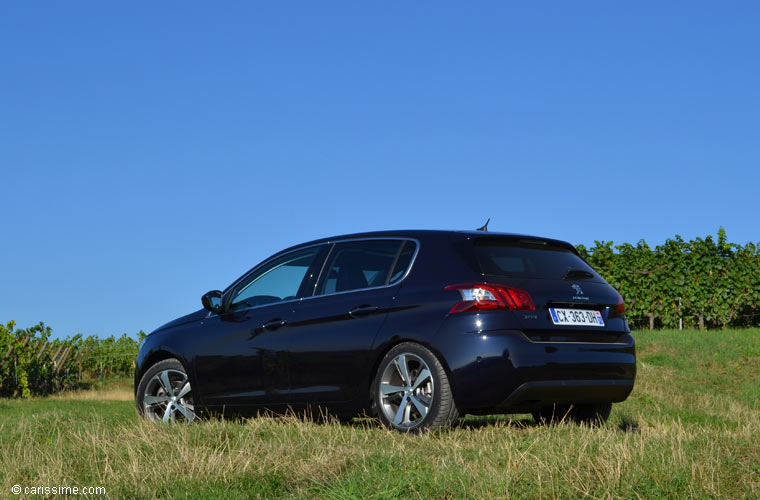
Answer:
494;379;634;413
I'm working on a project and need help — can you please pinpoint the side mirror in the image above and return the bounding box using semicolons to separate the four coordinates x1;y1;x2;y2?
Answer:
201;290;223;314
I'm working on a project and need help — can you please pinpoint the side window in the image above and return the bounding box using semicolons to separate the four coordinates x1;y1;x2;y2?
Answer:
319;240;406;295
228;247;321;312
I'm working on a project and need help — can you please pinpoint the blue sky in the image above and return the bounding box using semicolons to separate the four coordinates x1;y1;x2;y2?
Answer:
1;2;758;339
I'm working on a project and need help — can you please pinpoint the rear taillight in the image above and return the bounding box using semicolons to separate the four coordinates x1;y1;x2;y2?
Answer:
444;283;535;313
616;294;625;314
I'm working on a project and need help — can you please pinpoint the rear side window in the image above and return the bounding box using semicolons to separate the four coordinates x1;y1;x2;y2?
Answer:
319;239;413;295
473;239;600;281
389;241;415;283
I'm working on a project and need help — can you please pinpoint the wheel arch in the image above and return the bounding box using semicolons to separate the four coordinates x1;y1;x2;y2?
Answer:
134;348;190;397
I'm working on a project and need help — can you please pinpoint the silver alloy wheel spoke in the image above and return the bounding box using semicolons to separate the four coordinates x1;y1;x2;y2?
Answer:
416;393;432;406
381;384;406;396
394;354;410;385
143;395;172;405
174;403;196;422
409;395;428;418
162;403;173;422
158;371;174;397
175;381;191;400
411;368;431;390
404;399;412;423
393;397;409;426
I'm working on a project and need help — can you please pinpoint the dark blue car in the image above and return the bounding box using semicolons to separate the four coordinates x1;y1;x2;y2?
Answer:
135;230;636;431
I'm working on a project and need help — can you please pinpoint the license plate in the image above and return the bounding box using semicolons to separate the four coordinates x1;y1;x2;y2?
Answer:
549;308;605;327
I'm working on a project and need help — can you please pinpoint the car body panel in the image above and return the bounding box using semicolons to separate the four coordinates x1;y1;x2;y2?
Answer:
192;301;297;408
284;285;396;404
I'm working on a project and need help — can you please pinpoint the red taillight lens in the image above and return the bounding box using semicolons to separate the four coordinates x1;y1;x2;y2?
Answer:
616;294;625;314
444;283;535;313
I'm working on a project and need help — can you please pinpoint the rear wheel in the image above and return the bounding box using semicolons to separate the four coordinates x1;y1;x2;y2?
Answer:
570;402;612;425
136;358;197;423
373;343;458;432
533;402;611;426
532;404;572;424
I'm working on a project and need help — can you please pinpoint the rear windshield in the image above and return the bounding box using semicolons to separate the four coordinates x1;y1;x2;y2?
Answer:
473;239;601;281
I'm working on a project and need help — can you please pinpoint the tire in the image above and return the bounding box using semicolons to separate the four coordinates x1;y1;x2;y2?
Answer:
373;342;459;432
136;358;198;423
533;402;612;426
569;402;612;426
532;404;572;424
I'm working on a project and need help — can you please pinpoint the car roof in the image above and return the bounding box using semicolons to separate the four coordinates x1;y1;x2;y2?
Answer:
276;229;577;255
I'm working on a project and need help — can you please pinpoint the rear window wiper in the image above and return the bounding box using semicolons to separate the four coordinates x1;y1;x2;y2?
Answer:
563;269;595;280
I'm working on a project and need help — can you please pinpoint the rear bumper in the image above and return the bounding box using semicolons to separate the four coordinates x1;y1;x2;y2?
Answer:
433;328;636;412
490;379;634;413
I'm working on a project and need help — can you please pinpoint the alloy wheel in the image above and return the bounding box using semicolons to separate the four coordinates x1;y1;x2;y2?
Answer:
142;368;196;423
379;353;434;430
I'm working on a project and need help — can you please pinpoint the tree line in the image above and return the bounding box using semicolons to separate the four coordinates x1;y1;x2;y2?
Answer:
577;228;760;330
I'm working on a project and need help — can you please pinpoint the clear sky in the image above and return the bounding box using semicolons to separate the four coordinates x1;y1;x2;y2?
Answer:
2;2;758;339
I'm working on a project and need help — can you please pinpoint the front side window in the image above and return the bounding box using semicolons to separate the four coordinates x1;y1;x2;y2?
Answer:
319;240;409;295
228;247;321;312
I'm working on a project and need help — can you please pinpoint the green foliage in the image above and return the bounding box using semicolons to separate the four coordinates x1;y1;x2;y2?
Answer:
580;228;760;330
0;321;139;397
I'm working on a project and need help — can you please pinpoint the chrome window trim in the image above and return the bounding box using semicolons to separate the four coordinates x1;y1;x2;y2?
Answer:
211;237;420;316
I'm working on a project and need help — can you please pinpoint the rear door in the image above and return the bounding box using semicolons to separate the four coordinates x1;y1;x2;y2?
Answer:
284;239;416;404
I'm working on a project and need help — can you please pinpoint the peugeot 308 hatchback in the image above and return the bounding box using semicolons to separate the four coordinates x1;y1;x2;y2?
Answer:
135;230;636;431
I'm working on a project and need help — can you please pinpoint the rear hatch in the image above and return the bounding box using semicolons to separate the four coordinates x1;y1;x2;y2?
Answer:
469;235;628;340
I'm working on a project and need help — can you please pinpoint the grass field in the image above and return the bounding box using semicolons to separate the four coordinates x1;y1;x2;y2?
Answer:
2;329;759;499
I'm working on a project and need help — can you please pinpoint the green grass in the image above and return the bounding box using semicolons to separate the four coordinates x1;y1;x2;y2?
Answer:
1;329;759;499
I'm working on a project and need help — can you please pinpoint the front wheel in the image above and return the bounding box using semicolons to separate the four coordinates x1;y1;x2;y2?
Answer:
373;343;459;432
136;358;197;423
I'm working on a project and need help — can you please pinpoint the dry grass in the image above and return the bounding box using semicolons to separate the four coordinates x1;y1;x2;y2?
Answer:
48;388;134;402
3;409;757;499
1;329;759;499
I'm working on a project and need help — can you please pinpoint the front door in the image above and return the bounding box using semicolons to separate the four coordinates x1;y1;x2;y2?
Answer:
192;245;327;411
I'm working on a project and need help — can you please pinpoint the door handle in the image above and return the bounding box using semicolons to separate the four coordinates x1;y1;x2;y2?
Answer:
349;305;380;318
262;318;288;330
